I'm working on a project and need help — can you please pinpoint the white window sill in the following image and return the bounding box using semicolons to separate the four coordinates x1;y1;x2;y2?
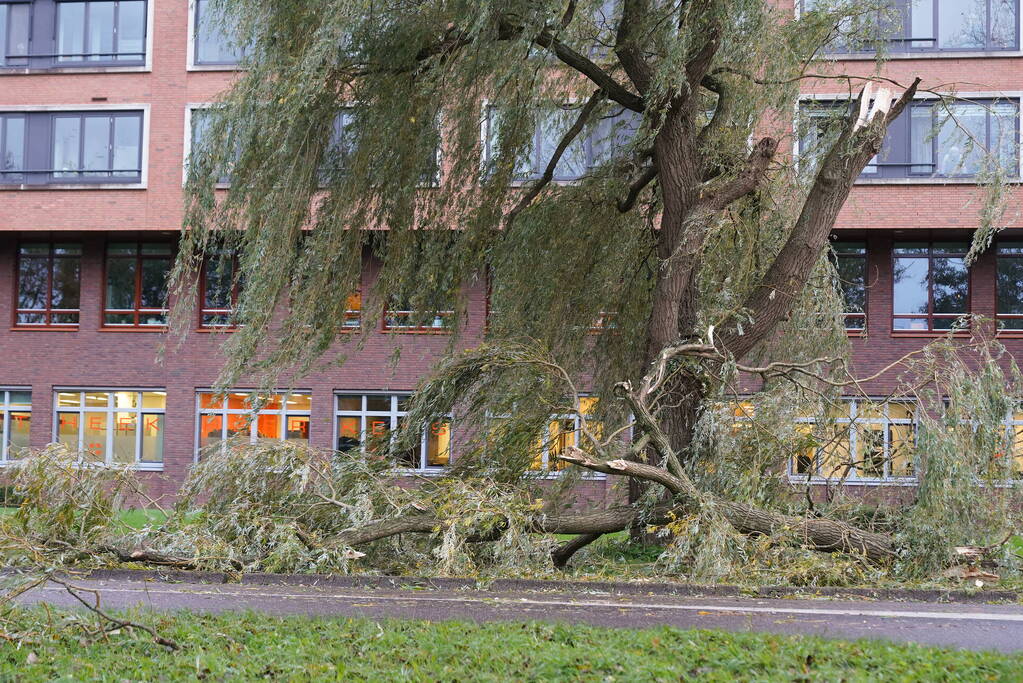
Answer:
0;65;151;76
0;183;147;191
187;64;241;72
854;177;1020;186
788;476;918;486
0;460;163;472
824;50;1023;61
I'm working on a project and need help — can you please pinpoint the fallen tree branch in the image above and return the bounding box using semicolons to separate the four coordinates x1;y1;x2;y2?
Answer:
551;532;603;569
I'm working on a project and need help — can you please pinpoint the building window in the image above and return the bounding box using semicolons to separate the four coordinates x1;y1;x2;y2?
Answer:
1;0;146;68
0;110;144;185
189;107;236;184
793;400;916;481
0;390;31;463
343;291;362;329
484;104;640;182
893;242;969;332
805;0;1019;53
197;391;311;452
997;242;1023;331
383;298;454;332
799;99;1018;179
55;390;165;466
200;251;240;327
529;397;600;472
832;241;867;331
335;393;450;470
16;243;81;327
325;108;440;185
103;242;171;327
193;0;243;66
998;410;1023;480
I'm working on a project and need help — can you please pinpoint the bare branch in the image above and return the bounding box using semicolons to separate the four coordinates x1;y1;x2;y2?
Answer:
617;165;658;212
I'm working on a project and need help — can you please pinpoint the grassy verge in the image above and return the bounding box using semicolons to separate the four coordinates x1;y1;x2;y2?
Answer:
1;609;1019;681
0;507;165;530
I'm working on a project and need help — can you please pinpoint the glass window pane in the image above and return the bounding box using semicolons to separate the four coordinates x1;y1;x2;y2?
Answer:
337;416;361;451
52;254;81;313
287;393;312;411
57;412;79;449
365;416;391;452
225;413;248;440
255;413;280;441
426;420;450;466
9;412;30;456
118;1;146;60
203;256;234;309
112;411;137;464
57;392;81;408
992;0;1018;48
337;395;361;411
910;0;935;49
937;0;987;48
9;392;30;408
84;411;108;461
141;413;163;463
107;242;137;256
893;242;930;255
141;242;171;256
112;115;141;177
52;117;82;178
199;414;223;450
539;109;588;180
910;106;934;174
17;255;47;313
893;257;930;314
935;103;985;176
196;0;242;64
85;392;110;407
2;116;25;178
142;391;166;409
991;102;1019;173
855;424;886;478
87;2;116;61
932;257;967;313
890;424;915;476
82;116;111;176
57;2;86;62
285;415;309;443
366;395;391;412
836;254;866;313
106;255;136;311
139;257;169;309
113;391;138;409
998;257;1023;315
3;4;30;66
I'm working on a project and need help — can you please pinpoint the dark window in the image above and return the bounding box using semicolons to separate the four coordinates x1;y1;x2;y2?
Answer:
893;242;969;332
325;108;440;185
103;242;170;327
800;99;1018;179
997;241;1023;330
1;0;146;68
189;107;239;184
16;243;81;326
832;241;866;330
384;297;453;332
805;0;1018;53
200;251;240;327
194;0;243;65
485;104;640;181
0;110;143;185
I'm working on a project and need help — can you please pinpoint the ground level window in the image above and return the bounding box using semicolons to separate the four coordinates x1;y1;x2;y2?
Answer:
55;390;165;466
893;242;968;332
0;390;31;463
197;391;311;453
793;400;915;481
16;243;81;327
997;412;1023;480
529;397;600;472
335;393;450;470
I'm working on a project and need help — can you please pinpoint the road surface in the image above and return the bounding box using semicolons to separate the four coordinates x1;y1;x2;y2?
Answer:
17;577;1023;653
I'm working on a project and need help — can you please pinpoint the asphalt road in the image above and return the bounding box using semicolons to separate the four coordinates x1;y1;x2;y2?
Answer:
17;578;1023;653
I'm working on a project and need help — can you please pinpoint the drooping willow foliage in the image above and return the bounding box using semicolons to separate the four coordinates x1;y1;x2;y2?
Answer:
173;0;873;437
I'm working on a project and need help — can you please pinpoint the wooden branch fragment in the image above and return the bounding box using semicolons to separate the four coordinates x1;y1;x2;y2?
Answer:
551;532;603;569
617;165;657;212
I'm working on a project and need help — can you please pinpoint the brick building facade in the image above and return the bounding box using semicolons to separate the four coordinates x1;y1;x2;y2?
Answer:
0;0;1021;501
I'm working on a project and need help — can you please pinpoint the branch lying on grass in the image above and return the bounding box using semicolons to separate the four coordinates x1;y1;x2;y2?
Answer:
46;574;179;650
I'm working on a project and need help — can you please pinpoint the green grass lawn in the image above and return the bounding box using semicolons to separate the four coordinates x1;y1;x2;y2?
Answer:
0;610;1019;681
0;507;165;530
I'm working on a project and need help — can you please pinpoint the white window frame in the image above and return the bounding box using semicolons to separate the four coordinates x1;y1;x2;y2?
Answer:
52;388;165;470
0;388;31;464
791;398;918;485
333;392;451;473
194;390;312;459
